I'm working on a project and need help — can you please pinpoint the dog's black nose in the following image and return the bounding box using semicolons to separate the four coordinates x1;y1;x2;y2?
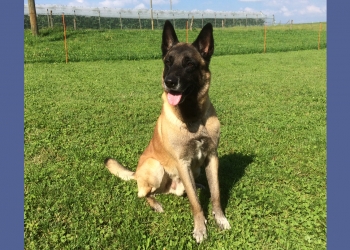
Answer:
164;76;178;89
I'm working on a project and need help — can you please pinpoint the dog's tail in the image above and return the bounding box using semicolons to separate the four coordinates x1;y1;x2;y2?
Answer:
104;158;135;181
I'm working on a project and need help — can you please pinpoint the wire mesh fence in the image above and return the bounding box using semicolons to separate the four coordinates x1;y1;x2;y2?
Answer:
24;4;275;30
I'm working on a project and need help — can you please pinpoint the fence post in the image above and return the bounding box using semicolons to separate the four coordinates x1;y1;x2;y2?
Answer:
150;0;154;30
47;9;50;28
98;10;101;29
190;16;194;31
62;14;68;64
186;21;188;43
50;10;53;28
73;10;76;30
28;0;39;35
264;24;267;53
138;12;141;29
119;12;122;29
318;22;322;50
187;14;189;29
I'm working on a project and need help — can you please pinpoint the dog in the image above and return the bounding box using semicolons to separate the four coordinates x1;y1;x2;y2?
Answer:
105;20;231;243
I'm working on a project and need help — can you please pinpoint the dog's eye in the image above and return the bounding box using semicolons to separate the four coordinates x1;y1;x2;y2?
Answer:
186;61;196;68
164;56;173;66
165;59;171;66
187;62;193;67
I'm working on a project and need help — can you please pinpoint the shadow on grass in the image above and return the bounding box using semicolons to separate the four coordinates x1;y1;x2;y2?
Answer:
198;152;255;217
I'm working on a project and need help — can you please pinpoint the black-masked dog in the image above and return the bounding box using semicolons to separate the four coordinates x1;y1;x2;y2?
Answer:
105;20;230;243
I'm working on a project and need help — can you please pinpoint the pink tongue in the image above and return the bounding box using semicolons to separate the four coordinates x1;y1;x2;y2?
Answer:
167;92;182;106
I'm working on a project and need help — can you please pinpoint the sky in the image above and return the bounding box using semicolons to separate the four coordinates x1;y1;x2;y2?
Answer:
25;0;327;24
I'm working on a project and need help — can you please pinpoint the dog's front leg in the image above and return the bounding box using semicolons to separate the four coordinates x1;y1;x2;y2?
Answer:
177;161;207;243
205;154;231;230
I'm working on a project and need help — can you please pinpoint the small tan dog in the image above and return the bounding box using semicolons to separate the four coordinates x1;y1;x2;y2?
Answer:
105;20;230;243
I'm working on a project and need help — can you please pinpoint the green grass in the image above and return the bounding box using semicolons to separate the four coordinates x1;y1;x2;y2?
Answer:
25;42;326;249
25;24;326;248
24;23;327;63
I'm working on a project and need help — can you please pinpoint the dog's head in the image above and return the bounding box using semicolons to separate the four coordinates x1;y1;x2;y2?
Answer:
161;20;214;106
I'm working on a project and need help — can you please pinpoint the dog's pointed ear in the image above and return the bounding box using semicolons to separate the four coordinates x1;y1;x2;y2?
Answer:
192;23;214;63
161;20;179;58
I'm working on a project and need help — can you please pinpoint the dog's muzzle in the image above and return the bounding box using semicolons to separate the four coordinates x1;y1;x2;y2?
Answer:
164;75;180;91
163;75;195;106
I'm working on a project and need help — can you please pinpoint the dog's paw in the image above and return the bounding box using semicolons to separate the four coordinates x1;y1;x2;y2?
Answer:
193;220;207;243
193;228;207;243
153;203;164;213
213;213;231;230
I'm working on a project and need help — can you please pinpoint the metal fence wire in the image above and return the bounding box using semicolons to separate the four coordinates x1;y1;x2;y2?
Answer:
24;4;275;30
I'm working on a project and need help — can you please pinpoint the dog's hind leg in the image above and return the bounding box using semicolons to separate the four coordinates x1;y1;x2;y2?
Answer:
136;179;164;212
146;195;164;212
135;158;166;212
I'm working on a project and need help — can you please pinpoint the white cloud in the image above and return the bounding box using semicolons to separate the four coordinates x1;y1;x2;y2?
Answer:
134;3;146;9
265;0;310;8
280;6;294;17
296;4;326;17
99;0;139;8
239;0;262;2
68;0;90;7
264;0;286;7
96;0;179;8
244;7;257;12
307;5;323;13
141;0;179;5
65;0;180;10
149;0;168;4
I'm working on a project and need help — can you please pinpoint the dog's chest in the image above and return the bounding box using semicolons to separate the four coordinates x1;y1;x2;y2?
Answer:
191;138;207;166
167;137;208;196
176;124;213;165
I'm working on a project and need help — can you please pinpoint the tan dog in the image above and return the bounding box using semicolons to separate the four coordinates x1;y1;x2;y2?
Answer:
105;20;230;243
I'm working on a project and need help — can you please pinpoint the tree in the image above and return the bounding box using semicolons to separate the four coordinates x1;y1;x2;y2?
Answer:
28;0;39;36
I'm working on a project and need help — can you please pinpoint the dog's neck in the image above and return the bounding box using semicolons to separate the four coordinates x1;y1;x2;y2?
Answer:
177;94;207;123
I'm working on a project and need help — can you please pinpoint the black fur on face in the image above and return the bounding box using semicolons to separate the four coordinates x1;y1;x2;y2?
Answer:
162;45;203;96
160;21;215;123
161;21;214;104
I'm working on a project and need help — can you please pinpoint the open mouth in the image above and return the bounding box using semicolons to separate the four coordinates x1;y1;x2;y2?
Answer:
166;85;194;106
167;91;183;106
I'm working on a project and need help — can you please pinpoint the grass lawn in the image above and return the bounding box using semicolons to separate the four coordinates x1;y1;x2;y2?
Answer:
24;45;326;249
24;23;326;63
